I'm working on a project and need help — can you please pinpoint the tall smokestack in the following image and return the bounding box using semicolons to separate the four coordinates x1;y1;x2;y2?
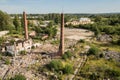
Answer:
23;11;28;40
58;13;64;56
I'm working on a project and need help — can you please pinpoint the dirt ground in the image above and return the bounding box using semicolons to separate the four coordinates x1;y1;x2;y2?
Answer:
33;28;94;54
57;28;94;41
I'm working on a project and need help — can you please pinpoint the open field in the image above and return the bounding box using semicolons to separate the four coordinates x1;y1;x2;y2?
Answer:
57;28;94;41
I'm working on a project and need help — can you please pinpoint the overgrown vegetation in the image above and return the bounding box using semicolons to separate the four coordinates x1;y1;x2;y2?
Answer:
78;39;85;43
0;54;2;60
10;74;26;80
62;51;72;60
63;64;73;74
34;22;57;39
0;37;6;45
5;58;10;65
13;15;22;33
87;46;100;56
20;50;27;55
47;60;63;72
47;60;74;74
0;10;13;31
79;58;120;80
65;14;120;37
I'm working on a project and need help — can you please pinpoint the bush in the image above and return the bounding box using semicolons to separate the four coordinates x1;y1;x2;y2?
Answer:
20;50;27;55
0;54;2;60
62;51;72;60
63;64;73;74
105;69;120;77
0;10;13;31
62;54;68;60
78;39;85;43
89;72;98;80
10;74;26;80
87;47;99;56
5;59;10;65
48;60;63;72
117;39;120;45
31;46;35;49
99;53;104;58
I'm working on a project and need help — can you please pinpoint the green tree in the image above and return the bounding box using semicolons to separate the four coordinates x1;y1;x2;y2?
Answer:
94;15;103;22
13;15;21;31
35;22;57;39
54;15;60;24
87;46;99;56
21;16;24;28
0;10;13;31
94;26;100;36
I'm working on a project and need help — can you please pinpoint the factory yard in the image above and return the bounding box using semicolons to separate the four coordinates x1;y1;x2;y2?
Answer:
0;28;94;79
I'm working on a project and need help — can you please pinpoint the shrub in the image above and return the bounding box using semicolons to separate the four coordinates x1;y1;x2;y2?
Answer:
5;59;10;65
99;53;104;58
10;74;26;80
20;50;27;55
78;39;85;43
66;51;72;58
117;39;120;45
0;54;2;60
89;72;98;80
62;51;72;60
31;46;35;49
63;64;73;74
62;54;68;60
47;60;63;72
105;69;120;77
87;47;99;56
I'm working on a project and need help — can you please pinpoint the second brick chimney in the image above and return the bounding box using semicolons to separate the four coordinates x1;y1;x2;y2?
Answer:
58;13;65;56
23;11;28;40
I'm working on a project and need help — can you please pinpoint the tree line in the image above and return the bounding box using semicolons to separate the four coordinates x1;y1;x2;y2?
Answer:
66;14;120;36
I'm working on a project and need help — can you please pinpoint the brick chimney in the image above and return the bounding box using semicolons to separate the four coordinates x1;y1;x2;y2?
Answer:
58;13;64;56
23;11;28;40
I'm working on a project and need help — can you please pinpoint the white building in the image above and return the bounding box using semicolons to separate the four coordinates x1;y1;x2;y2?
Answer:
79;18;93;24
66;17;94;26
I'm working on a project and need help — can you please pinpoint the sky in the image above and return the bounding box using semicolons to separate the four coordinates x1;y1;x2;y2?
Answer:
0;0;120;14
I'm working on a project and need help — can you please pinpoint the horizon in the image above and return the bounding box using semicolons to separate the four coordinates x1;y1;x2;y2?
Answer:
0;0;120;14
8;12;120;15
